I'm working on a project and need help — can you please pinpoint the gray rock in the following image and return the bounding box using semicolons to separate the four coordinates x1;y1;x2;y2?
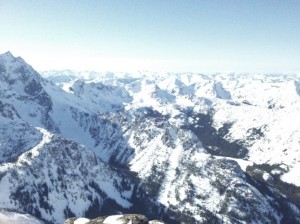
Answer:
105;214;148;224
64;214;166;224
86;216;106;223
64;217;78;224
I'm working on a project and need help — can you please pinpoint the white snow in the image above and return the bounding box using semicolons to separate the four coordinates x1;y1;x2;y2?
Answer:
17;127;53;165
74;217;90;224
224;157;254;172
0;175;15;208
158;138;184;205
0;210;42;224
103;215;124;224
262;172;273;182
281;164;300;186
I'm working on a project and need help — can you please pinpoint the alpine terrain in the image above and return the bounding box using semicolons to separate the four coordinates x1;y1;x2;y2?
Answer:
0;51;300;224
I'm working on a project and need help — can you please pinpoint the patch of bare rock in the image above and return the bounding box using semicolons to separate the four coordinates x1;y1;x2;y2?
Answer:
64;214;165;224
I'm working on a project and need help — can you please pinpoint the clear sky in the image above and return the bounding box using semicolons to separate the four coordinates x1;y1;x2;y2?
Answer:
0;0;299;73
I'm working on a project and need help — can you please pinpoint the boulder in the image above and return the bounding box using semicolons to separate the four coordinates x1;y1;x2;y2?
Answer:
64;214;165;224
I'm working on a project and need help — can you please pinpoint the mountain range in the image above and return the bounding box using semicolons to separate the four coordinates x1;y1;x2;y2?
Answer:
0;51;300;223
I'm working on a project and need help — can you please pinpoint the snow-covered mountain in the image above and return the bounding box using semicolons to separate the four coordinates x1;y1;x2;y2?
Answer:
0;51;300;223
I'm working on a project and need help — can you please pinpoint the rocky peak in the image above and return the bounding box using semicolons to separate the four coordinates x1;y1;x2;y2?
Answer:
0;51;41;84
0;51;57;131
0;51;15;61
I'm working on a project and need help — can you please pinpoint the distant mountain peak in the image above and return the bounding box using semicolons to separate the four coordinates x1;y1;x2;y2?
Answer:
2;51;14;57
0;51;15;61
0;51;37;77
0;51;27;65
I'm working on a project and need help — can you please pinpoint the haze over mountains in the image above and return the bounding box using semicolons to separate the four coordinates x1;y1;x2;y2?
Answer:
0;51;300;223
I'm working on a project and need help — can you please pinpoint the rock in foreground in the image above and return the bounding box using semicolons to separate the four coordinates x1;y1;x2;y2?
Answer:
64;214;165;224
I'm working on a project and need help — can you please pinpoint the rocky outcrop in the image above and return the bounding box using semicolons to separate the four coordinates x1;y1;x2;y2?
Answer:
64;214;165;224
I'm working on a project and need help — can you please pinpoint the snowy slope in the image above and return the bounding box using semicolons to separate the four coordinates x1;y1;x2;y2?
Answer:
0;126;135;223
0;53;165;224
0;122;162;223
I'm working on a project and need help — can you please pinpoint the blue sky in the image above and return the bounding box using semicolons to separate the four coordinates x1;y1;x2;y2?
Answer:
0;0;299;73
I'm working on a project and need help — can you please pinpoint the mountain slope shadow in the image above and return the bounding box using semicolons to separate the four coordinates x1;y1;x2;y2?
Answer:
183;110;248;158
